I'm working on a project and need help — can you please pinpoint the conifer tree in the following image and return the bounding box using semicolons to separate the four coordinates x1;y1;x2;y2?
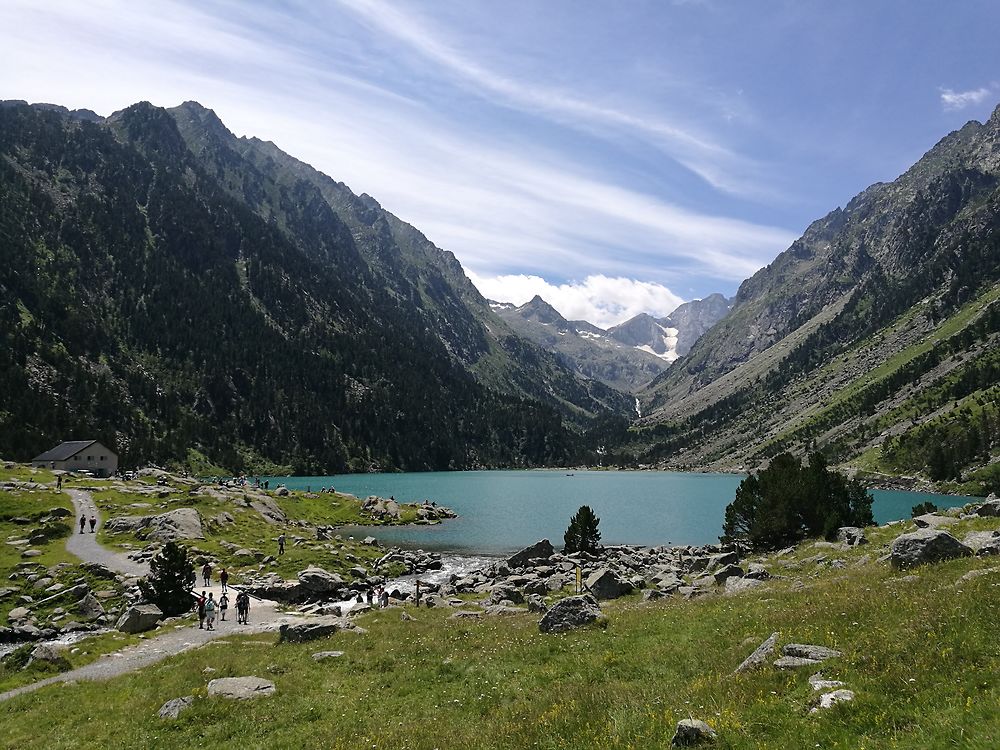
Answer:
138;541;196;616
563;505;602;553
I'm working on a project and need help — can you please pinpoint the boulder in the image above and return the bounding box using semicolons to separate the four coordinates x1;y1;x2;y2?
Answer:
538;594;603;634
713;564;744;585
105;508;204;541
116;604;163;633
585;567;633;600
706;551;738;569
912;513;958;529
207;676;276;699
782;643;841;661
80;562;117;579
486;584;525;605
278;616;344;643
72;593;106;621
774;655;821;669
158;696;194;719
809;689;855;713
7;606;31;622
733;632;779;674
809;672;847;691
962;531;1000;556
507;539;555;569
974;498;1000;517
890;529;972;569
836;527;868;546
312;650;345;661
297;567;346;594
525;594;548;613
29;643;67;666
671;718;717;746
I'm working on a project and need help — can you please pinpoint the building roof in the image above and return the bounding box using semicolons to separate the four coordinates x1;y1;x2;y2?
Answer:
32;440;101;462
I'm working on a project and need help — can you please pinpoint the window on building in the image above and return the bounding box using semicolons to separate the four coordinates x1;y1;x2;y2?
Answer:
86;455;93;461
100;456;106;461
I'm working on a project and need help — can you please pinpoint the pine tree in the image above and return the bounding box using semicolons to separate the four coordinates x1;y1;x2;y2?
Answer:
563;505;602;553
138;541;197;616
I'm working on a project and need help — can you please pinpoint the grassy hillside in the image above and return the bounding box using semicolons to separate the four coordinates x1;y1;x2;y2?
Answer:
4;462;1000;747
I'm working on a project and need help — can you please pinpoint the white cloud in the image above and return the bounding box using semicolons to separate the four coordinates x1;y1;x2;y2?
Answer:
466;272;684;329
334;0;771;198
0;0;794;298
940;86;995;111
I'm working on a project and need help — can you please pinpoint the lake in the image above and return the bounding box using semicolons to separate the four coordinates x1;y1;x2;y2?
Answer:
272;470;976;556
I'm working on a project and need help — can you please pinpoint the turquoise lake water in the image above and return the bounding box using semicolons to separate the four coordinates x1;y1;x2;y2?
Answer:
273;470;976;555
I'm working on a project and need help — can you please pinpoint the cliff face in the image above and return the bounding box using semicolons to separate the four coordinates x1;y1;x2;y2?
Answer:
632;106;1000;485
0;100;630;472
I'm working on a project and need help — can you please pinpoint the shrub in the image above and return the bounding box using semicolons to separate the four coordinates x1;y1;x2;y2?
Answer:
722;452;874;551
138;541;197;616
564;505;602;553
911;501;939;517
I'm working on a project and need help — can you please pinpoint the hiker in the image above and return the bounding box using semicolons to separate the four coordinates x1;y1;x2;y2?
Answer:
202;562;212;587
197;592;207;629
56;474;62;490
219;592;229;621
379;588;389;608
204;593;217;630
89;516;97;533
356;592;364;604
236;591;250;624
79;514;86;534
366;588;374;606
219;568;229;594
277;533;285;555
414;579;422;608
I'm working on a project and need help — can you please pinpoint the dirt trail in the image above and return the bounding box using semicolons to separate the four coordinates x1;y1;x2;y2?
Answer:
0;490;299;703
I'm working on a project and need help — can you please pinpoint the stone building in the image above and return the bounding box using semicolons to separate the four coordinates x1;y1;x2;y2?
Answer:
31;440;118;477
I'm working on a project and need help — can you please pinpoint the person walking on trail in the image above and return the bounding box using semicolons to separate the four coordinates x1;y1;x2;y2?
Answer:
236;591;250;624
219;568;229;594
56;474;62;490
202;562;212;587
415;579;422;608
197;592;207;629
219;592;229;621
88;516;97;533
204;593;217;630
79;514;86;534
277;534;286;555
366;588;373;606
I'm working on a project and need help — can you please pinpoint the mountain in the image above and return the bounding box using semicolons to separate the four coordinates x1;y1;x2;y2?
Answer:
0;99;631;474
628;105;1000;492
494;293;732;394
494;296;670;394
607;294;733;363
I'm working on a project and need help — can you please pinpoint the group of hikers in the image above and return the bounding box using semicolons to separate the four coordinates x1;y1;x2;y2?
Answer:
194;563;251;629
78;514;97;533
194;589;251;629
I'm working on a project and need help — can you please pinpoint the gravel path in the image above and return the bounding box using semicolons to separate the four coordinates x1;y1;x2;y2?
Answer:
0;490;298;703
65;488;148;577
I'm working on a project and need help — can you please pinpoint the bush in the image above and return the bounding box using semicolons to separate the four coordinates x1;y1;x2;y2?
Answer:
911;501;939;517
722;452;874;551
564;505;602;553
138;541;196;616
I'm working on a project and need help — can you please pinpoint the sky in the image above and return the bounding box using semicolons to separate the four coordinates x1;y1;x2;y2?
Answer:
3;0;999;327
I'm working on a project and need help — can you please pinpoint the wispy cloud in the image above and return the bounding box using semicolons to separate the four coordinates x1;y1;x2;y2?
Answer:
940;85;995;111
333;0;770;197
467;272;685;329
1;0;796;320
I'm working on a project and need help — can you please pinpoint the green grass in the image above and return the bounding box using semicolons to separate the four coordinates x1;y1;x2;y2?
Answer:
4;512;1000;747
0;630;144;693
89;485;408;581
0;488;76;577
